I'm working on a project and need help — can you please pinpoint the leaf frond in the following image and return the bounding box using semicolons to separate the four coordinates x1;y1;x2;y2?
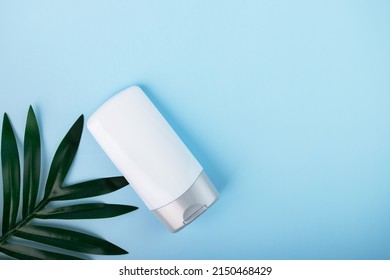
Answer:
0;108;136;260
1;113;21;235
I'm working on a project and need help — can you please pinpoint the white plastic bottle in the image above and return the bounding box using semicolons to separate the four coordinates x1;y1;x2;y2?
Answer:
87;86;218;232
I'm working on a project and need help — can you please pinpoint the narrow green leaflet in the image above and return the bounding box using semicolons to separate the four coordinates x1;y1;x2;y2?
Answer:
23;106;41;218
36;203;138;219
15;225;127;255
1;114;20;235
44;115;83;199
51;176;129;201
0;242;82;260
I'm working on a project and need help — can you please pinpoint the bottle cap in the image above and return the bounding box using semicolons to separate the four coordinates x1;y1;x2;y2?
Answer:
153;171;218;232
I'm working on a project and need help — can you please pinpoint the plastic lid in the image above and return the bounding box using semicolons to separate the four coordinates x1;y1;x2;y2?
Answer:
152;171;219;232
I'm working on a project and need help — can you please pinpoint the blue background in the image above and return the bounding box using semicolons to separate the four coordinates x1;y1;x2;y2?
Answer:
0;0;390;259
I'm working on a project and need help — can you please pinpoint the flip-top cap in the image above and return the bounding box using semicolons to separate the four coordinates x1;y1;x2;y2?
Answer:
153;171;218;232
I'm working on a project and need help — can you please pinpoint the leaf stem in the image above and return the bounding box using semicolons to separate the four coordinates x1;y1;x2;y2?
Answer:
0;197;51;246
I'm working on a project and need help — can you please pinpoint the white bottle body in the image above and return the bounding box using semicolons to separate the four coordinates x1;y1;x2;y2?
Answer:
87;86;202;210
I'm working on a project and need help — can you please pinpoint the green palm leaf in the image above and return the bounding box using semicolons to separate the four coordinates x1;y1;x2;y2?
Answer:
51;176;128;201
15;225;127;255
1;113;20;235
0;242;82;260
44;115;83;200
0;107;137;259
23;106;41;218
36;203;138;220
